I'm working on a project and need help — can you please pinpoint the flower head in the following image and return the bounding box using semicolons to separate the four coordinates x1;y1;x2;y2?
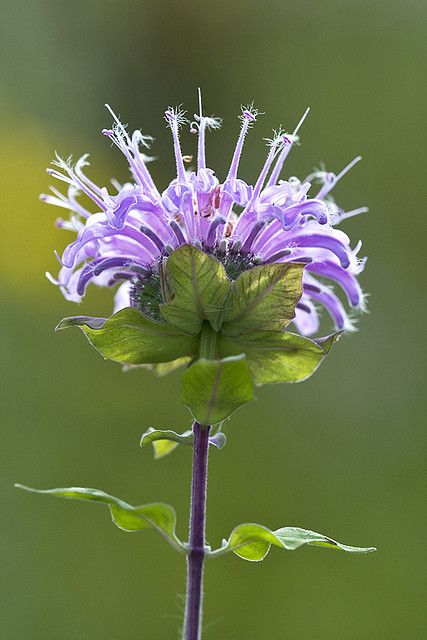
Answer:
43;92;367;337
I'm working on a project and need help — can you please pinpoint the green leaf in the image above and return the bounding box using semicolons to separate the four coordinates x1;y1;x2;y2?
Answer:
140;427;227;459
140;427;193;459
151;440;180;459
180;355;255;425
56;308;198;365
222;263;304;336
210;523;376;562
15;484;183;552
151;357;192;376
220;330;336;385
122;357;192;376
160;244;233;334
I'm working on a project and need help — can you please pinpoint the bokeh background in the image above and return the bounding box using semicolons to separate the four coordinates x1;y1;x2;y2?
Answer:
1;1;426;638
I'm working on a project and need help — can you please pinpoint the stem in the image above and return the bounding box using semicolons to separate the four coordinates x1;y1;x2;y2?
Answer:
198;320;218;359
183;421;211;640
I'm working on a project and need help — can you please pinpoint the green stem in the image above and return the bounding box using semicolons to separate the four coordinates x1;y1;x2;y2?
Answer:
198;321;218;359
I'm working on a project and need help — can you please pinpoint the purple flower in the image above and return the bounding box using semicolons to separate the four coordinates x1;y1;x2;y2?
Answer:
42;92;367;336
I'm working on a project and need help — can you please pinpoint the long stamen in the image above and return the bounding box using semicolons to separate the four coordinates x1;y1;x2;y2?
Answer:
317;156;362;200
165;107;187;184
197;88;206;170
338;206;369;222
103;105;160;197
74;155;104;198
267;107;310;187
226;106;258;182
245;134;284;213
47;163;106;212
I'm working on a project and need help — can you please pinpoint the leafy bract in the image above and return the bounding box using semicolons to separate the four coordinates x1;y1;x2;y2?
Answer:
140;427;227;459
223;263;304;336
160;244;233;334
56;308;198;365
210;523;376;562
15;484;183;552
151;357;192;376
181;355;255;425
220;331;340;385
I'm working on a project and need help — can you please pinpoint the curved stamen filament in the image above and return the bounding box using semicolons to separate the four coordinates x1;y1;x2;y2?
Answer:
267;107;310;187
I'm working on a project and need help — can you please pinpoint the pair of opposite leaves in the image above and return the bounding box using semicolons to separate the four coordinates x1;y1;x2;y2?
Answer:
57;244;340;425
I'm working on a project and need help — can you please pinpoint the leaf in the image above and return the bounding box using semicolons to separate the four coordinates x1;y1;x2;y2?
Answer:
180;355;255;425
140;427;227;459
220;330;337;385
160;244;233;334
151;440;180;459
210;523;376;562
140;427;193;459
122;357;191;376
56;308;198;365
222;263;304;336
15;484;183;552
151;357;192;376
209;431;227;449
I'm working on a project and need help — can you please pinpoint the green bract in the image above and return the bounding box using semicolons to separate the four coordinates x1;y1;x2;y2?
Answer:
57;245;341;424
56;309;198;365
181;355;255;425
159;244;232;333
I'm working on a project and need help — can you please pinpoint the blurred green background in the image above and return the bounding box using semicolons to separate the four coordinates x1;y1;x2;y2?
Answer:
1;1;426;638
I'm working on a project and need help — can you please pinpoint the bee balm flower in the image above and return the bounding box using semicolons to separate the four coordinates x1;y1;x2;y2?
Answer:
42;92;366;337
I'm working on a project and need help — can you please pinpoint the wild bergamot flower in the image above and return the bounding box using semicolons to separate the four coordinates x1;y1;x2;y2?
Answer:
42;93;366;338
19;94;374;640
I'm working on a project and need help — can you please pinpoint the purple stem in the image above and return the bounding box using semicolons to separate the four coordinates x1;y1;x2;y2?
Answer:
183;421;211;640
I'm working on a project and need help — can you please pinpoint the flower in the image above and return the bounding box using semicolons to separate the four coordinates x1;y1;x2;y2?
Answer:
42;91;367;337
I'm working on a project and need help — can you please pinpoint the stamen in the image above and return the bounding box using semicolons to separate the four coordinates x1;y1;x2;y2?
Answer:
217;239;227;255
104;105;160;197
240;221;265;253
169;219;187;245
339;207;368;222
245;133;284;212
93;257;134;276
297;302;312;314
197;88;206;170
165;107;188;184
40;193;69;210
49;157;106;211
226;105;259;182
267;107;310;187
290;256;313;263
304;283;322;294
264;248;292;263
140;225;166;252
230;240;241;254
317;156;362;200
74;154;104;198
206;216;226;246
